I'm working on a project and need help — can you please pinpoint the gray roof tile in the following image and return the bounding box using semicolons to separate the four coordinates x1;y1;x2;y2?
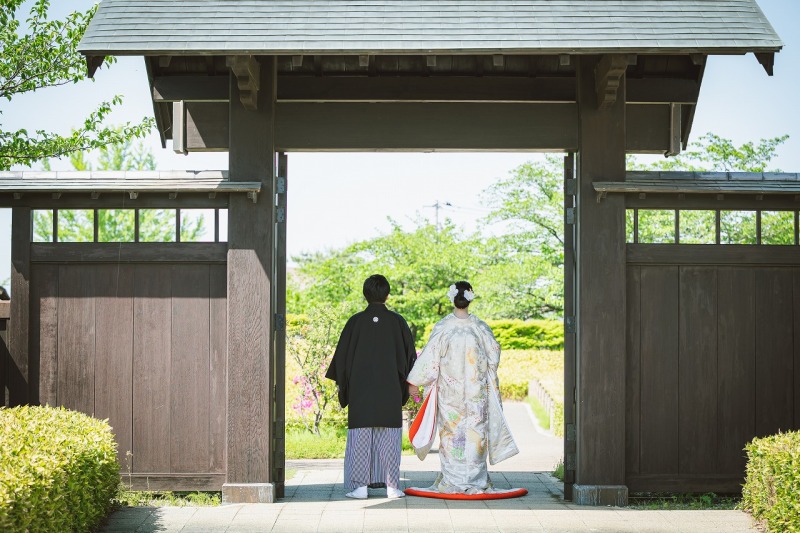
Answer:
79;0;783;55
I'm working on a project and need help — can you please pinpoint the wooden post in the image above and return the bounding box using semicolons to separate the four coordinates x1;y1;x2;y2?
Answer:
8;208;31;407
272;152;287;498
573;55;628;506
223;56;277;504
563;153;577;500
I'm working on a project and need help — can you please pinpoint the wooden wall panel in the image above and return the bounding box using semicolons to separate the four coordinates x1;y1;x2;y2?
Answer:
31;265;59;406
57;266;95;414
796;269;800;430
625;265;641;476
209;264;227;473
94;265;135;468
133;265;172;473
170;265;211;473
9;208;31;406
717;267;756;476
678;267;718;474
639;266;680;474
754;269;794;437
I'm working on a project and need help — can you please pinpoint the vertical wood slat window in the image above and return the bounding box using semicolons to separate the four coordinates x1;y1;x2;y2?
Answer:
28;209;229;243
627;209;797;246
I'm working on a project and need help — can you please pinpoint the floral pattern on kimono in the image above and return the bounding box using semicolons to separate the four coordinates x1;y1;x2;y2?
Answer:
407;313;519;494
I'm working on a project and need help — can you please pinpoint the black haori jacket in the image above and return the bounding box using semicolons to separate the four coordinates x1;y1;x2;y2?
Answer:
325;303;417;429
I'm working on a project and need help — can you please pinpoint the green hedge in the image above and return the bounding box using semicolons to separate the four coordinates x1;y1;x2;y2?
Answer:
742;431;800;533
422;319;564;350
0;406;119;533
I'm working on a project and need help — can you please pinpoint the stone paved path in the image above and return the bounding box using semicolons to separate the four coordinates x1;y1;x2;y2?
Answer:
99;403;758;532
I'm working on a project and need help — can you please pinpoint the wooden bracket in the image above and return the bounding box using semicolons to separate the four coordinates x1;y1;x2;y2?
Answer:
595;190;608;203
594;54;636;109
51;192;61;200
247;191;258;203
755;52;775;76
129;192;139;200
666;103;682;157
291;55;303;68
426;55;437;68
90;192;100;200
492;55;504;68
169;192;178;200
85;55;106;79
226;55;261;110
12;192;22;200
158;55;172;68
559;54;571;66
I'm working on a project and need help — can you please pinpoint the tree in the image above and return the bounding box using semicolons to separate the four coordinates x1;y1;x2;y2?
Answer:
33;137;205;242
290;218;483;342
479;155;566;317
0;0;153;170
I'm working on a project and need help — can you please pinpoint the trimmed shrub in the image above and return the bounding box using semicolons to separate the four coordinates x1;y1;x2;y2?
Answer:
487;319;564;350
0;406;119;532
421;318;564;350
500;381;528;401
742;431;800;533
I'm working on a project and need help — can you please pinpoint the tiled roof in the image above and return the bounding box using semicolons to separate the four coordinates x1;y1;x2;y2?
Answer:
79;0;783;55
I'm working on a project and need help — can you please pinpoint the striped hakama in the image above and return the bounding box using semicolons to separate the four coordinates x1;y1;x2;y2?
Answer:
343;427;402;490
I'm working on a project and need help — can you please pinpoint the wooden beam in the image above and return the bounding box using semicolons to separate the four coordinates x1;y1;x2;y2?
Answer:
574;55;627;504
181;100;680;153
226;56;260;110
29;243;227;264
152;74;697;105
0;193;227;209
628;245;800;266
224;56;276;503
594;54;635;109
153;76;229;102
173;101;187;154
277;76;575;103
272;152;287;499
9;208;31;406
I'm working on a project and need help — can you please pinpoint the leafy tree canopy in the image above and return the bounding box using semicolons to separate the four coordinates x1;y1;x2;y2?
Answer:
0;0;154;170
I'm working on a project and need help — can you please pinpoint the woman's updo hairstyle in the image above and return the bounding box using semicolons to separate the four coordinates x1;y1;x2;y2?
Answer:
448;280;474;310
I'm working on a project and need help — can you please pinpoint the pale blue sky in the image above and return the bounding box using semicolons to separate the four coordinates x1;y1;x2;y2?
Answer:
2;0;799;288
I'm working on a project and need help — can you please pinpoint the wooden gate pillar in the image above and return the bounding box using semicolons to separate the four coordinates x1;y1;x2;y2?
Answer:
573;55;628;506
6;207;31;407
223;56;277;503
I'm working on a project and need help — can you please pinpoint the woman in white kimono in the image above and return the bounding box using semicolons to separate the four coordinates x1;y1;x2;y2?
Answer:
407;281;518;494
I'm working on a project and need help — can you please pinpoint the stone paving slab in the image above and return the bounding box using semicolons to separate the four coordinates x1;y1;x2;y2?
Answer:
98;403;758;532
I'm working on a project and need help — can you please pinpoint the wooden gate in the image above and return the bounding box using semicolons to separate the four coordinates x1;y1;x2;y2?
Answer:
615;178;800;492
29;260;227;490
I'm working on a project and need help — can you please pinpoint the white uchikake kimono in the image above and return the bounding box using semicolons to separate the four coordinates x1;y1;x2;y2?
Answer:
407;313;519;494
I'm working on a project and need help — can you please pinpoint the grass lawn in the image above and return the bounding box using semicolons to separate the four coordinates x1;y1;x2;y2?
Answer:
286;426;414;459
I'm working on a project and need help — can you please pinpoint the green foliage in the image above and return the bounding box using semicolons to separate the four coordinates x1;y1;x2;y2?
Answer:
115;491;220;507
285;425;414;459
0;1;154;169
628;492;739;510
0;405;120;532
742;431;800;532
500;382;528;401
287;308;347;435
552;459;565;482
290;219;483;342
488;319;564;350
420;319;563;351
479;155;565;317
629;133;790;173
527;395;551;430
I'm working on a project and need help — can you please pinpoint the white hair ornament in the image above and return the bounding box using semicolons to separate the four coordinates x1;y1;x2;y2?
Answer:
447;284;476;303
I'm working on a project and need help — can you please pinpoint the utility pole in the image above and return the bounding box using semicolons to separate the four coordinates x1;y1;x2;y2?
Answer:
424;200;452;229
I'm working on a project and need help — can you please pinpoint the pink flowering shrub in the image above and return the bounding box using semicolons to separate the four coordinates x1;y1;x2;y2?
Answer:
287;307;345;435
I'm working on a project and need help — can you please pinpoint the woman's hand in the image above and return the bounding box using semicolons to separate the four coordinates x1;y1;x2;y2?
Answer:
408;383;419;397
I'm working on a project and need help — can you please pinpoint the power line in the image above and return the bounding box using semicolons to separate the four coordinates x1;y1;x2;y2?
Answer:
423;200;452;228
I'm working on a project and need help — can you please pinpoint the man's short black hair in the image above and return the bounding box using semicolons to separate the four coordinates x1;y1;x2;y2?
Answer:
363;274;390;303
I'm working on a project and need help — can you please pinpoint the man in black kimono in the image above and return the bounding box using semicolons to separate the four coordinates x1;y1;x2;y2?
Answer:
325;274;417;499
